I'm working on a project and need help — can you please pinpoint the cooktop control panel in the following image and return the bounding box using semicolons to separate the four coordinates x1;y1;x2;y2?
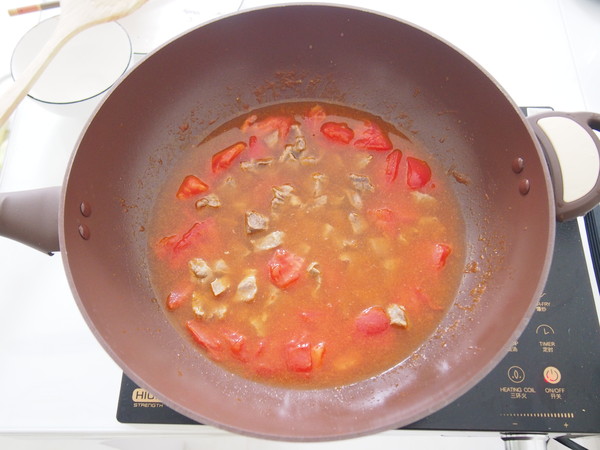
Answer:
408;217;600;433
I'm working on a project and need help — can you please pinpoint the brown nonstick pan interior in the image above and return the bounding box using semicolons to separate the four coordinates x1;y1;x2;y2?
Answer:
59;5;555;440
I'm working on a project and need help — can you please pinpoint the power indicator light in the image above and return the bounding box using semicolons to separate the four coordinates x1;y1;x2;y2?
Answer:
543;366;561;384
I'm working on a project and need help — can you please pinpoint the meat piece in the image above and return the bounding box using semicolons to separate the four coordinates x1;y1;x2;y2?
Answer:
271;184;303;210
264;130;279;148
307;261;322;291
386;304;408;328
250;312;269;336
191;293;207;317
308;195;328;211
411;191;436;204
312;173;327;197
214;259;229;274
279;144;299;163
211;304;228;319
220;176;236;189
272;184;294;207
299;155;320;166
188;258;212;280
195;193;221;210
348;212;367;234
294;135;307;152
345;190;363;210
235;272;258;302
349;173;375;193
279;130;307;163
251;230;285;251
342;239;358;249
191;292;227;319
240;158;274;172
210;277;230;296
245;210;270;234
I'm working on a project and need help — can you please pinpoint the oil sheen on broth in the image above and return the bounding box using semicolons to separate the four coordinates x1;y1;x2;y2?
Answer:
147;102;465;388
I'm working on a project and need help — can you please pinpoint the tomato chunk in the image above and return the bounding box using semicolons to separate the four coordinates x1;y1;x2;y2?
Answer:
432;243;452;269
176;175;208;199
212;142;247;174
186;320;224;360
413;287;444;311
172;218;216;254
285;339;313;372
166;291;186;310
385;149;402;183
222;330;248;360
268;249;305;289
320;121;355;144
355;306;390;336
367;207;396;234
406;157;432;189
354;121;393;151
247;135;268;159
255;115;294;139
157;234;178;250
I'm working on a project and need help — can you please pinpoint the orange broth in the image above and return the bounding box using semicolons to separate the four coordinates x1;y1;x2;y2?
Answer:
147;102;465;388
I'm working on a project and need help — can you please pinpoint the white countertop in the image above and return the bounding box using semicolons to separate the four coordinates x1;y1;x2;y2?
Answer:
0;1;599;449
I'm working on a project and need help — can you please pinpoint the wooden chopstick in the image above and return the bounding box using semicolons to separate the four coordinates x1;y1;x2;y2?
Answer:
8;1;60;16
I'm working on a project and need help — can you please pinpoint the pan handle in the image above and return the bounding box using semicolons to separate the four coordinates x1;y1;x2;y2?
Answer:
0;186;61;255
528;111;600;222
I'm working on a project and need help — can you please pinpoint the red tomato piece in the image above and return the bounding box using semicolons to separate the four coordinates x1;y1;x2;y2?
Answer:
176;175;209;199
186;320;224;360
368;208;394;223
355;306;390;336
385;149;402;183
173;218;216;254
212;142;247;174
285;339;313;372
247;135;269;159
222;330;247;360
320;121;355;144
406;156;432;189
166;291;186;310
367;207;396;234
433;243;452;269
255;115;294;139
414;287;444;311
268;249;305;289
354;121;393;151
157;234;177;250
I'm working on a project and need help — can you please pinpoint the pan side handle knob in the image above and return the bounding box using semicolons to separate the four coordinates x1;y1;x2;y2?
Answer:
0;186;61;255
528;111;600;222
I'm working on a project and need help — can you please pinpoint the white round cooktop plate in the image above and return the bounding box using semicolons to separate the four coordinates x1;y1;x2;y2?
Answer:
11;16;132;104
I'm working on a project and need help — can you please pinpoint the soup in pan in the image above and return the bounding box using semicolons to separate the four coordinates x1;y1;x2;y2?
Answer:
147;102;465;388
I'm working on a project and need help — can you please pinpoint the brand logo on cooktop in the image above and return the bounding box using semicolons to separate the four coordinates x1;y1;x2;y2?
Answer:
132;388;163;404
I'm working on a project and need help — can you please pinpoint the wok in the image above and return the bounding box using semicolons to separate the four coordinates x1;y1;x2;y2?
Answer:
1;4;600;441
